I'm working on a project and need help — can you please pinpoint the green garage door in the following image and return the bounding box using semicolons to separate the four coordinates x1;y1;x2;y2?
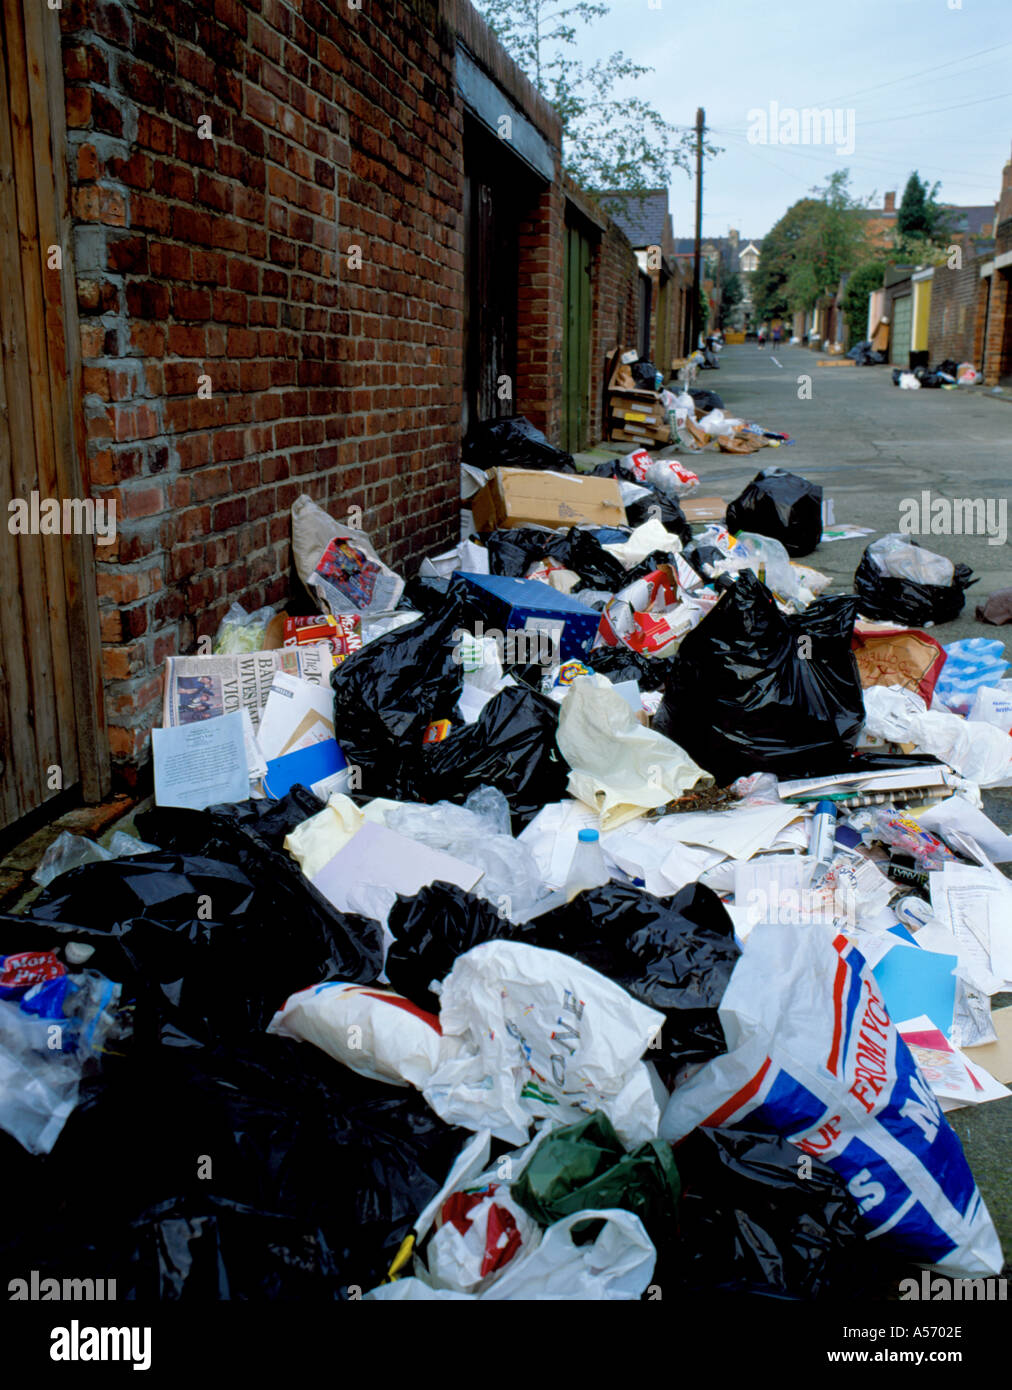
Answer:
890;294;913;368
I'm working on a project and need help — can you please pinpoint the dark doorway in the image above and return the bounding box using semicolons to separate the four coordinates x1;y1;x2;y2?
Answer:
462;117;543;437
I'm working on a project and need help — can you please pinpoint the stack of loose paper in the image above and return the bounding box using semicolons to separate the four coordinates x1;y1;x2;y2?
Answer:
258;672;347;799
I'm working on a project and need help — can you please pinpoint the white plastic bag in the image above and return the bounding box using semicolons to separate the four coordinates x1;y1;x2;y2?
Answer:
557;675;707;830
32;830;159;887
422;939;665;1147
267;980;450;1088
291;493;404;617
366;1209;656;1300
601;518;683;569
659;922;1002;1276
387;788;548;921
644;458;700;498
868;533;954;587
862;684;1012;785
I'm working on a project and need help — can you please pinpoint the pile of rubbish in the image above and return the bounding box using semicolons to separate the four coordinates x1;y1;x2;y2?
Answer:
3;416;1011;1302
892;360;983;390
604;344;791;454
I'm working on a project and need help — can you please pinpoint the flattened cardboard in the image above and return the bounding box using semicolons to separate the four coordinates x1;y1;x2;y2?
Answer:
963;1005;1012;1084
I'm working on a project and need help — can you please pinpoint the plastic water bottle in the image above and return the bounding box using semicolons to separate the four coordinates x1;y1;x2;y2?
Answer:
564;828;610;901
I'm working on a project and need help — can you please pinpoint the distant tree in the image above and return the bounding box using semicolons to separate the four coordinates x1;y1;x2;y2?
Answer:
754;171;870;320
473;0;704;192
721;270;744;320
896;171;944;246
841;262;886;342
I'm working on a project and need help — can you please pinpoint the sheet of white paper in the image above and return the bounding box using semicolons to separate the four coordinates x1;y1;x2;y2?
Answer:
918;796;1012;864
152;711;248;811
257;672;335;762
930;863;1012;986
659;804;804;860
312;823;483;921
778;766;951;799
732;855;815;927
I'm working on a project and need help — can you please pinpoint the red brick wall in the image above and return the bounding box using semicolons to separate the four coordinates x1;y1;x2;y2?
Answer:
587;220;640;445
927;259;986;369
60;0;466;777
516;176;565;443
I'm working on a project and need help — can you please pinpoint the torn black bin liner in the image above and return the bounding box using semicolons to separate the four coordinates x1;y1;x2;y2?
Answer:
485;523;686;588
854;544;975;627
463;415;575;473
654;571;864;785
668;1126;865;1299
533;881;739;1083
726;467;823;557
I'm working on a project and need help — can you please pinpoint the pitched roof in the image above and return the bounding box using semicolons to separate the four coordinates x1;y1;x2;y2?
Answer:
594;189;670;248
940;204;995;238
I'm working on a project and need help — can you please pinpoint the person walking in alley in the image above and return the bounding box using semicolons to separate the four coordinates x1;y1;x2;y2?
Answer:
757;322;767;349
772;322;782;348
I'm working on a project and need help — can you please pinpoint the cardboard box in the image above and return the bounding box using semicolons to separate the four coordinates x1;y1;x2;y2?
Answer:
453;571;602;663
681;495;728;523
470;467;626;532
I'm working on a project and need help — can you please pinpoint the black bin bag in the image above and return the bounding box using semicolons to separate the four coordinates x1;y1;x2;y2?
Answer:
533;881;739;1083
27;849;383;1045
421;683;570;831
854;543;975;626
0;1031;469;1299
463;415;575;473
726;467;823;557
654;571;864;785
666;1126;866;1299
385;882;525;1012
330;600;465;801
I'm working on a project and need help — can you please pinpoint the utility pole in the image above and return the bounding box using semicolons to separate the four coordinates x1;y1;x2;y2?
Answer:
689;106;704;354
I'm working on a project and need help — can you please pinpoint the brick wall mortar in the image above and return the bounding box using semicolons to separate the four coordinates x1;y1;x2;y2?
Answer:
62;0;468;781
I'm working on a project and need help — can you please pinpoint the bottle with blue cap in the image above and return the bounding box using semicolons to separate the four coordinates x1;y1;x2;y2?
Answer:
564;827;610;902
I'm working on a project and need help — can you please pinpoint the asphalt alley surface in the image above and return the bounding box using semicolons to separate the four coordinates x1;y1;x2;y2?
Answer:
684;345;1012;1267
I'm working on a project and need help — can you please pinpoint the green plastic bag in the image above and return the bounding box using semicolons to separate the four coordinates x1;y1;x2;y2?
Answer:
511;1112;680;1241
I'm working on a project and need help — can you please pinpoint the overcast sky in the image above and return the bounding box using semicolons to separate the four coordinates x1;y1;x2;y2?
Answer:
569;0;1012;239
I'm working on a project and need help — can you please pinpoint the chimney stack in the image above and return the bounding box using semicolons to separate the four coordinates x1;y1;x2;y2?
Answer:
884;191;896;213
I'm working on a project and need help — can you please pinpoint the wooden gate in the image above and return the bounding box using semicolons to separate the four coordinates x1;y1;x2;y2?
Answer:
562;218;592;453
0;0;108;830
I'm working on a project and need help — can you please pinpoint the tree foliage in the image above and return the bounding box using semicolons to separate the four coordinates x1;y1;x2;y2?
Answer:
753;171;871;319
896;171;945;247
841;262;886;341
721;270;744;311
473;0;701;191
